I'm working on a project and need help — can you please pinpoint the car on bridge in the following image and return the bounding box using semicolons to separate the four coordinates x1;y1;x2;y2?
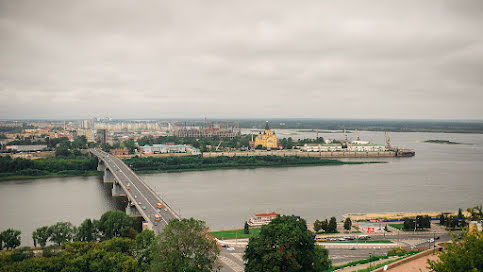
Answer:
156;202;163;209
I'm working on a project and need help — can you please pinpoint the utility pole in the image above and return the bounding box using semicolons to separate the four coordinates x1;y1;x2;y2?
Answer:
433;232;436;254
369;252;372;270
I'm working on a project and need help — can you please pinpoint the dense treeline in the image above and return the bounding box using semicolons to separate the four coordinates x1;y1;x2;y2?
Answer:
0;211;220;272
0;211;147;272
314;217;338;233
0;153;369;180
124;155;360;172
402;216;431;230
0;155;98;179
235;119;483;133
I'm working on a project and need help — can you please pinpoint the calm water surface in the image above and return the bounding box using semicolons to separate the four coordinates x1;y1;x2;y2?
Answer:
1;131;482;245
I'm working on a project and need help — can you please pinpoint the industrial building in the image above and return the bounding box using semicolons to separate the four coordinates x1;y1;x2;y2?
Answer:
169;120;240;138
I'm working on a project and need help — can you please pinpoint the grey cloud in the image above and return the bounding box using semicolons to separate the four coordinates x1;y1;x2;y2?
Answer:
0;0;482;119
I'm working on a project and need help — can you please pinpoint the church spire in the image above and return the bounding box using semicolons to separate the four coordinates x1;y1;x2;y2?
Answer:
265;121;270;131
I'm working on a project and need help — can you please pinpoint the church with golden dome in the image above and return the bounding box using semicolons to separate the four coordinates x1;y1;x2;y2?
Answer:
254;121;278;149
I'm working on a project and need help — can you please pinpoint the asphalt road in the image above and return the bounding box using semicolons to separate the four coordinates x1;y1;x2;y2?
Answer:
218;231;453;270
90;149;178;234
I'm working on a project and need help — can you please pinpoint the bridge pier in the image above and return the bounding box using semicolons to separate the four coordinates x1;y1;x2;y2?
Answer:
112;181;127;197
103;168;114;183
97;160;105;171
142;221;154;231
126;201;143;218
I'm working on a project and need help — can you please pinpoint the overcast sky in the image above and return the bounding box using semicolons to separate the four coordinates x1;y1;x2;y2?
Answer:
0;0;482;120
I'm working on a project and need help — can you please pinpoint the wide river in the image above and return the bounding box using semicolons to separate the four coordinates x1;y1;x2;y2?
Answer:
1;131;482;246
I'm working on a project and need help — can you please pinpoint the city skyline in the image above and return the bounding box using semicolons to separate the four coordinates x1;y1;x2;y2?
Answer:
1;1;482;120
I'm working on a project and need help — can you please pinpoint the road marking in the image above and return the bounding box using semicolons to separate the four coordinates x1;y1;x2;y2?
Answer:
219;255;244;272
232;253;245;264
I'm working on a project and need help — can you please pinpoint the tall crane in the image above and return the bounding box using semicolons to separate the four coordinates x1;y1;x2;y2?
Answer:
385;132;391;149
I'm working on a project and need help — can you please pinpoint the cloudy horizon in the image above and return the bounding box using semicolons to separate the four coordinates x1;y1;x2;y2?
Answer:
1;0;482;120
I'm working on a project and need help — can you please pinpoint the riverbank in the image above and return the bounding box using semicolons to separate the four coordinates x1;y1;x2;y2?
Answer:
134;161;381;175
424;139;461;144
0;155;383;181
125;155;383;174
0;170;102;181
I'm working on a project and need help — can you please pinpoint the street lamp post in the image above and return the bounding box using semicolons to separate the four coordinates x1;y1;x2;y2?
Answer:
369;252;372;270
433;232;436;254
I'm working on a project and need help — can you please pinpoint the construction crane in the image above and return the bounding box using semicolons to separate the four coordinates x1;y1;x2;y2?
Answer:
385;132;391;149
215;140;222;151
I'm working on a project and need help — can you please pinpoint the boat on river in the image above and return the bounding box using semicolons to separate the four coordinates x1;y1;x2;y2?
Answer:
247;212;279;226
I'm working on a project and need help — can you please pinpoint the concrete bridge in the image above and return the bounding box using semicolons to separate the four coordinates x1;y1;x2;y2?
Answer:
90;148;180;234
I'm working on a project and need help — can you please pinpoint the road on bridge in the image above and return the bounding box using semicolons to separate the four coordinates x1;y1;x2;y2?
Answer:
90;149;179;234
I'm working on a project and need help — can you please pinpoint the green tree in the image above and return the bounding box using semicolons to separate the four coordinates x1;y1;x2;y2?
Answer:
244;221;250;234
1;228;21;250
244;215;331;272
313;246;331;271
314;220;322;233
403;218;415;230
75;218;97;242
100;143;112;152
98;210;134;240
150;218;219;272
32;226;51;247
428;229;483;271
439;213;446;225
136;229;155;251
135;230;156;270
123;139;137;154
446;216;459;229
343;217;352;231
467;205;483;221
55;142;72;157
49;222;75;245
321;219;329;232
328;217;338;233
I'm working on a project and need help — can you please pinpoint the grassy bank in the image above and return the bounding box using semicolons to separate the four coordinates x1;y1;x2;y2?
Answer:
125;155;382;174
0;170;102;181
0;155;100;181
0;154;382;181
210;228;262;240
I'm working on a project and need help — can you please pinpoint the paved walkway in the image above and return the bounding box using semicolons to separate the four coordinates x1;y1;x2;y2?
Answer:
385;253;439;271
335;256;399;272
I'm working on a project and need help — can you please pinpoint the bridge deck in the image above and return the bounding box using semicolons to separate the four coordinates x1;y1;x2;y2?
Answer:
90;149;179;234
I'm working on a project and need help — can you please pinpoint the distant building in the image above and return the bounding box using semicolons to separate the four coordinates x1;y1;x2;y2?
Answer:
254;121;278;149
302;144;343;152
185;145;201;155
96;129;108;144
140;144;187;154
301;143;386;152
5;145;48;151
110;149;129;156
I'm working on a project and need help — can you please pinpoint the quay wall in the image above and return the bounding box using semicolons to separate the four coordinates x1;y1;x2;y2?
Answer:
202;151;397;158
